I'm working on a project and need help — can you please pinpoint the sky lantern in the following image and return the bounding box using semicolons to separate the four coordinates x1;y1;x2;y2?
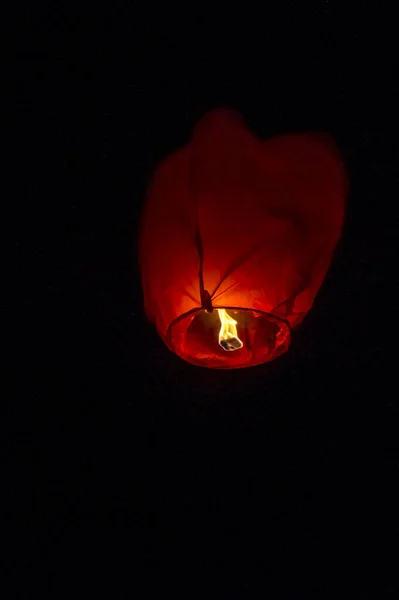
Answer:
139;109;347;369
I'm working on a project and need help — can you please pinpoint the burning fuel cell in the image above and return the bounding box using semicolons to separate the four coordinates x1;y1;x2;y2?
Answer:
219;337;243;351
218;309;243;351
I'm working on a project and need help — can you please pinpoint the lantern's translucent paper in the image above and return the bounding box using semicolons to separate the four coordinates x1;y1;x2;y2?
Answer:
139;109;346;369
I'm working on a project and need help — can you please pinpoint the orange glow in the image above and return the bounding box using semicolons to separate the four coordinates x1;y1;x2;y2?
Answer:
217;309;243;351
139;109;347;369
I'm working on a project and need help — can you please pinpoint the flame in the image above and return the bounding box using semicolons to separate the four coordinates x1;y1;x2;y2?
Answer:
217;309;243;351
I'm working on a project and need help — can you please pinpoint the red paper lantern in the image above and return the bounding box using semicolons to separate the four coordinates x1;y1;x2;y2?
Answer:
139;109;346;369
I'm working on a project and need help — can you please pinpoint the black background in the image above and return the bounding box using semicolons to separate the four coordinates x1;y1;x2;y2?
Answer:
12;2;398;597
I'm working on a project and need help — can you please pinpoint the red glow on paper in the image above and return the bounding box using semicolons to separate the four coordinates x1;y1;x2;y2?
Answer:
139;109;346;369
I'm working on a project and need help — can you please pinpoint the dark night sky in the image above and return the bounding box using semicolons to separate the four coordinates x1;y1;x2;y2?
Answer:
11;3;399;596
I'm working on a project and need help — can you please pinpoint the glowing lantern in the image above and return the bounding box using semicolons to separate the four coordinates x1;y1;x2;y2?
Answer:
139;109;346;369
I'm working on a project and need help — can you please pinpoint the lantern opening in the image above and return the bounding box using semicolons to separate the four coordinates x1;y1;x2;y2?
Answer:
167;307;291;369
217;309;243;351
